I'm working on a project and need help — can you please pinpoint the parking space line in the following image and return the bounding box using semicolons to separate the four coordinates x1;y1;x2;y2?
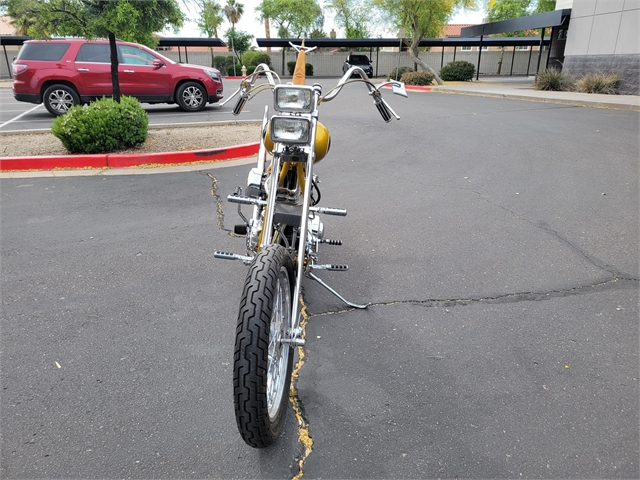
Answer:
0;104;44;129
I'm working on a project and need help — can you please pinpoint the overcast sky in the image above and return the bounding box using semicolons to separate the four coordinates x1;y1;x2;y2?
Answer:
172;1;485;40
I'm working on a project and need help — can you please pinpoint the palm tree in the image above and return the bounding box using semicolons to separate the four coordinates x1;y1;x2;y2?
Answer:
198;0;224;67
224;0;244;74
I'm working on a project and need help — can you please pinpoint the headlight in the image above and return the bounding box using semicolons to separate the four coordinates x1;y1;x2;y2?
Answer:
205;69;221;82
270;116;310;144
273;85;313;113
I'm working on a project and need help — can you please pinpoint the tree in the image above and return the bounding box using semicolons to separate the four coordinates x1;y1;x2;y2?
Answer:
325;0;373;39
256;0;323;38
224;28;253;61
224;0;244;74
373;0;477;85
198;0;224;67
1;0;183;101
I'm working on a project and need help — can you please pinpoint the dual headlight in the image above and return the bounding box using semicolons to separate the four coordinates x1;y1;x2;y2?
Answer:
270;85;315;144
270;117;311;144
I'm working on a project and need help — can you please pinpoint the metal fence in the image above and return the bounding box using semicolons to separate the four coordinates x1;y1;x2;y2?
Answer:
1;46;548;79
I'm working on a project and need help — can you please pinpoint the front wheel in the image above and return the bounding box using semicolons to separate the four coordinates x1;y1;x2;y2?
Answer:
176;81;206;112
233;244;295;448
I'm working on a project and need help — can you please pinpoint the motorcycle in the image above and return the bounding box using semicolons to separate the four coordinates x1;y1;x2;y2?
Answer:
215;41;406;448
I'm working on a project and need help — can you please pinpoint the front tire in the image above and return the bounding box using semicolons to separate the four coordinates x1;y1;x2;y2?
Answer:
176;81;206;112
43;84;79;116
234;244;295;448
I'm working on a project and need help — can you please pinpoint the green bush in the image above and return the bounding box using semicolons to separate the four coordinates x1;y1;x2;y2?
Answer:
439;61;475;81
387;66;412;81
242;51;271;67
51;96;148;154
400;70;434;86
534;67;574;91
246;65;256;75
575;71;620;94
226;59;242;76
287;61;313;76
214;55;232;73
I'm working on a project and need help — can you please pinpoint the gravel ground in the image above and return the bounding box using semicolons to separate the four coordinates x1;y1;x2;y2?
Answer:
0;123;262;158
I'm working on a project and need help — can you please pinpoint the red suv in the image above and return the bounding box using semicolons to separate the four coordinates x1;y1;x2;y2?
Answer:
12;38;224;115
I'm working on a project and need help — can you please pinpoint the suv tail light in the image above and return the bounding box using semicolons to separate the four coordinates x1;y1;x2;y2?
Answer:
13;64;27;75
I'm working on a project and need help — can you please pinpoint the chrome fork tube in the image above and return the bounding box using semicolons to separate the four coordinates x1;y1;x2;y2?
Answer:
290;89;320;332
261;154;281;247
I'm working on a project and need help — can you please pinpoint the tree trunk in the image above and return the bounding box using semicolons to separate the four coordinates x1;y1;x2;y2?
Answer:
409;38;443;85
108;32;121;103
497;47;504;75
265;17;271;52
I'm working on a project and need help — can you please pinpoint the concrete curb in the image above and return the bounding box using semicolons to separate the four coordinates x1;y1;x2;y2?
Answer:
0;142;260;171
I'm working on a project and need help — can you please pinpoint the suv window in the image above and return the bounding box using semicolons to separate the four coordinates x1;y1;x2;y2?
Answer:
76;44;111;63
119;45;157;65
17;43;70;61
348;55;369;63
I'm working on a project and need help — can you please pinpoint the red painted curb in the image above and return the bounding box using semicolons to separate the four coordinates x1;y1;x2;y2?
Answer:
0;154;108;171
0;142;260;172
106;142;260;168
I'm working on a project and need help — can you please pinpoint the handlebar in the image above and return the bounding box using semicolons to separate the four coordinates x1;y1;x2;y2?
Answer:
219;62;405;122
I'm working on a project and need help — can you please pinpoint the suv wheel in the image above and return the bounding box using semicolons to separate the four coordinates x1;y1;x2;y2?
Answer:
177;82;206;112
43;84;80;116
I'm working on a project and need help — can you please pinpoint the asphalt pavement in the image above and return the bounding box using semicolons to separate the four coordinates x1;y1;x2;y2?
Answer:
1;78;638;479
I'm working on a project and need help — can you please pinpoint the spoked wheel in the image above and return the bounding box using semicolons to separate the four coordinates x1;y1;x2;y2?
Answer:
234;244;295;448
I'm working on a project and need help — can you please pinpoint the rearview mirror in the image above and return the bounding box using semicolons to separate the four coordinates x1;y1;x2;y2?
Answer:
153;59;165;69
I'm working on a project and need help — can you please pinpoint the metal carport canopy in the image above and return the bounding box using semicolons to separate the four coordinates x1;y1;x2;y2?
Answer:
256;37;549;49
256;37;551;78
460;9;571;37
460;8;571;79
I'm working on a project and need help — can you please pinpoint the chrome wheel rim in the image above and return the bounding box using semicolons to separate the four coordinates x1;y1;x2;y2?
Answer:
267;266;291;420
49;89;74;113
182;86;203;108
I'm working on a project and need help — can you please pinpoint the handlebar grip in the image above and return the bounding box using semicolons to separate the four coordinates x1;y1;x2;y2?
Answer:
375;100;392;123
233;94;248;115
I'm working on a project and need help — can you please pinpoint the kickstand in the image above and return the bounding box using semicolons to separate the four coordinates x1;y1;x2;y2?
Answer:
306;272;369;309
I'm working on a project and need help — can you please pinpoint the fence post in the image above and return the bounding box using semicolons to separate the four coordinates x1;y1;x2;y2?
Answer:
510;46;516;76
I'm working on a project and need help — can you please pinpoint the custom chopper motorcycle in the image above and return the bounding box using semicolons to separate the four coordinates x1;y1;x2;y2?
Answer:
215;42;406;448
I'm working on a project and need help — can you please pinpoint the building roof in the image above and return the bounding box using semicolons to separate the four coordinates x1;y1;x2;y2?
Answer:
442;24;477;38
0;16;17;36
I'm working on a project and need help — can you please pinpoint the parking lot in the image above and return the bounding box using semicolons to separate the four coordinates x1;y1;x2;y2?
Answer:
0;79;261;133
1;84;638;479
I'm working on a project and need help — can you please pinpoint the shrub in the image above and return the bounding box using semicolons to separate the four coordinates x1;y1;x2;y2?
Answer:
534;67;574;91
575;71;620;94
245;65;256;75
439;61;475;81
214;55;229;70
400;70;435;86
287;61;313;76
51;96;148;154
242;51;271;68
226;59;242;76
387;66;412;81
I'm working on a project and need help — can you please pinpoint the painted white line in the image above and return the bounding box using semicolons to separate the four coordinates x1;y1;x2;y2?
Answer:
0;103;44;129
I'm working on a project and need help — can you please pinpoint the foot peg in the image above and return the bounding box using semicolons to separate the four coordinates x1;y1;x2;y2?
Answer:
322;239;342;245
310;264;348;271
214;251;253;262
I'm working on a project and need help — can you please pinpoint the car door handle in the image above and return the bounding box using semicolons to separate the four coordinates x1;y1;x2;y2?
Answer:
123;69;134;74
77;68;89;72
